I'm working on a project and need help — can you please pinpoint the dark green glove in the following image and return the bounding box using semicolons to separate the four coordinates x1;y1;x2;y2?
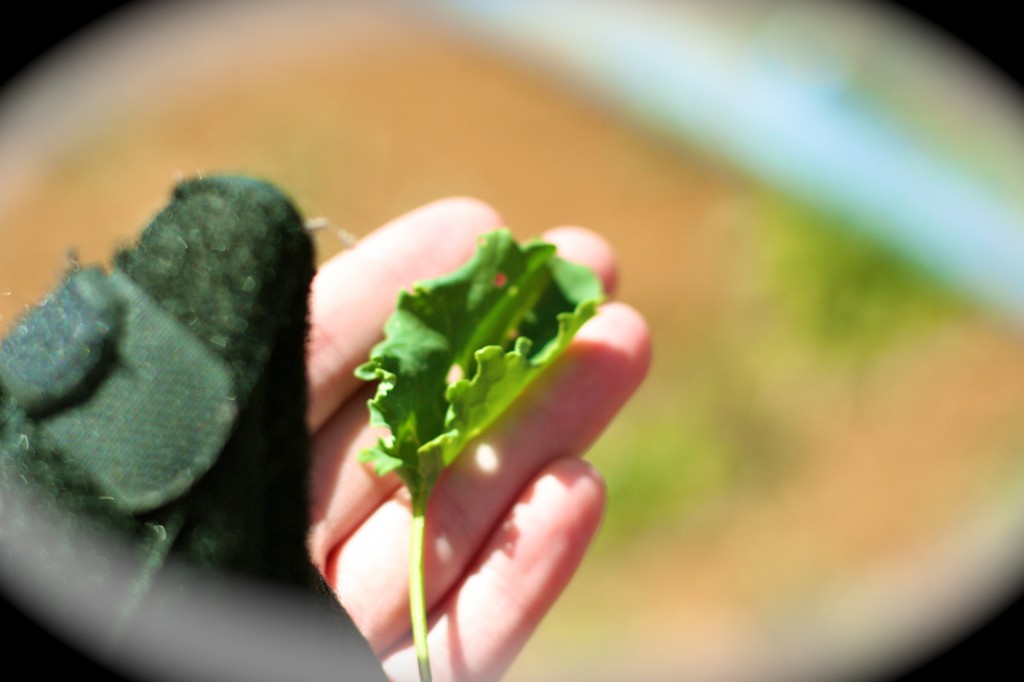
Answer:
0;176;386;680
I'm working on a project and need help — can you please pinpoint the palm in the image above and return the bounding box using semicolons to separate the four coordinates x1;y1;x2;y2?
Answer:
302;198;650;682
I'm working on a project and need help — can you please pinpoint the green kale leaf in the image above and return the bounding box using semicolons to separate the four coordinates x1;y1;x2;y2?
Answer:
355;228;603;493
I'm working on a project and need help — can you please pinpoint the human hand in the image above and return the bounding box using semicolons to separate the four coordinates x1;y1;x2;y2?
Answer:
303;198;651;681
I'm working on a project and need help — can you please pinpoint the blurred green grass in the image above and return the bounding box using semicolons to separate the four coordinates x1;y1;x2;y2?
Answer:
587;189;968;555
754;192;968;360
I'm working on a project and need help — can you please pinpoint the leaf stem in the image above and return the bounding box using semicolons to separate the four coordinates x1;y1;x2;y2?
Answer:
410;491;432;682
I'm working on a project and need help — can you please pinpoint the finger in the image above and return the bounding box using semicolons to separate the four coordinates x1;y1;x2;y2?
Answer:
541;226;618;296
325;302;650;649
381;458;606;682
307;197;504;430
307;226;627;567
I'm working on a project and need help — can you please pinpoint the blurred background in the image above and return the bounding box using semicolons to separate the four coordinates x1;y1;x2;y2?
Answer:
3;1;1024;680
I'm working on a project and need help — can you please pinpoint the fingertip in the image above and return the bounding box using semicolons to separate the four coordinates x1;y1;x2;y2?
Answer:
541;457;606;505
576;301;653;389
348;195;506;266
542;226;619;295
537;457;608;541
423;196;506;234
